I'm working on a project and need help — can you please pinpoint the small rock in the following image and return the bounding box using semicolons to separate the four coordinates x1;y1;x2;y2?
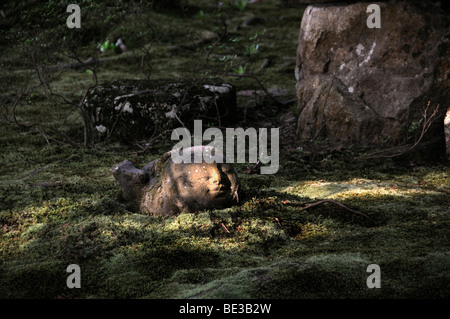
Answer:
241;16;265;27
114;38;127;54
260;58;270;70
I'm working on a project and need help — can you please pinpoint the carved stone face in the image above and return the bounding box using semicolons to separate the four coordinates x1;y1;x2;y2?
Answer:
170;161;236;210
113;146;239;216
163;146;239;213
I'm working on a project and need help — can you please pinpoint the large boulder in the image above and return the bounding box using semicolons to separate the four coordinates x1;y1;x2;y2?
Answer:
295;1;450;148
112;146;240;216
84;79;236;143
280;0;449;13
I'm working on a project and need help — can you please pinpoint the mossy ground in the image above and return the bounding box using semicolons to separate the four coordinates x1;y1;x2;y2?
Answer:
1;0;449;299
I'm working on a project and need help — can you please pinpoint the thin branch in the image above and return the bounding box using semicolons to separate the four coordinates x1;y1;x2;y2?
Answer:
78;57;99;149
300;199;376;224
358;102;440;160
226;72;282;106
36;127;50;146
134;128;174;154
205;14;228;64
221;223;230;233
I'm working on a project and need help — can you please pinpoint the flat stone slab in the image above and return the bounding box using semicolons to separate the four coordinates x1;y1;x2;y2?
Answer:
84;79;236;143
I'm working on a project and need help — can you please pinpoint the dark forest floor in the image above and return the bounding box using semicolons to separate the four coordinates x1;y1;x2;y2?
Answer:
0;0;449;299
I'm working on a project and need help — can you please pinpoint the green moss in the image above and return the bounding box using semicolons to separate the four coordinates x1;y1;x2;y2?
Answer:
0;0;448;299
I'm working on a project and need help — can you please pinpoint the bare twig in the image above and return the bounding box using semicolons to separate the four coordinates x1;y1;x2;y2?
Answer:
244;160;261;174
301;199;376;224
134;128;174;154
226;72;282;106
140;17;156;80
221;223;230;233
358;102;440;160
78;57;99;149
205;13;228;64
4;85;78;147
36;127;50;146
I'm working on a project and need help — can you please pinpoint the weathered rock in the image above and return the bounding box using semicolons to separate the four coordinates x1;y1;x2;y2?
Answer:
84;79;236;143
295;1;450;148
280;0;449;11
112;146;240;216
